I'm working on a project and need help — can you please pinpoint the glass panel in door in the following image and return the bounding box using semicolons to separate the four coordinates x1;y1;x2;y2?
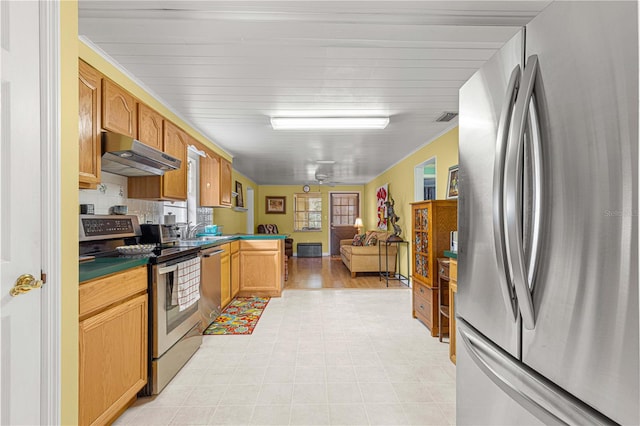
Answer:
330;193;360;256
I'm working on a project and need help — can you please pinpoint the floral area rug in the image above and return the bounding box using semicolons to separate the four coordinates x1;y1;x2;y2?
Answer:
203;296;270;335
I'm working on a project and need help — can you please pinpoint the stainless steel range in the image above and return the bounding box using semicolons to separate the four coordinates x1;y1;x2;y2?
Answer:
79;215;203;395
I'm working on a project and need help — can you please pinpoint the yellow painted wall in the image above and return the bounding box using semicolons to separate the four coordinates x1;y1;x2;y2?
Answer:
363;126;459;277
213;171;258;234
61;2;79;424
256;185;364;254
78;42;231;161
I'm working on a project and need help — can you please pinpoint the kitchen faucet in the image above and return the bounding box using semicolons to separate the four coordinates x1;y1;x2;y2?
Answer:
185;222;206;239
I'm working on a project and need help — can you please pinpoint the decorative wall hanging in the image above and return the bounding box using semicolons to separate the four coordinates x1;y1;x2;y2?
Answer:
376;183;388;230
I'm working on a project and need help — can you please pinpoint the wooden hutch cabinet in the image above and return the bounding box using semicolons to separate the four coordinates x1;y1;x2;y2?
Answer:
410;200;458;336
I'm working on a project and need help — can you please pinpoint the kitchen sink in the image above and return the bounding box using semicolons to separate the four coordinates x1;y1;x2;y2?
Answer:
179;236;231;246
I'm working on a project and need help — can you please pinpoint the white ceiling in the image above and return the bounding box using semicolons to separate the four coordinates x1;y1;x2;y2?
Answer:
78;1;550;185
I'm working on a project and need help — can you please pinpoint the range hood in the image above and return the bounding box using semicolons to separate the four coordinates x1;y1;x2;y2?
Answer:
101;132;181;177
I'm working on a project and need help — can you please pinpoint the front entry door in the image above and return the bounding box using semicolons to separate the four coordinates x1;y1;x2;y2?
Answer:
329;193;360;256
0;1;45;423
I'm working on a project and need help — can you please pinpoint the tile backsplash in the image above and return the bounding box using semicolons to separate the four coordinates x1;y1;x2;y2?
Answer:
79;172;212;226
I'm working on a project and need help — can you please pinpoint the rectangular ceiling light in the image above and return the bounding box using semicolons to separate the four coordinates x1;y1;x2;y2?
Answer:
271;117;389;130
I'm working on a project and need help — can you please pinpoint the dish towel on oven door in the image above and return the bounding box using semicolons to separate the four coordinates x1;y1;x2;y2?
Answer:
171;257;201;311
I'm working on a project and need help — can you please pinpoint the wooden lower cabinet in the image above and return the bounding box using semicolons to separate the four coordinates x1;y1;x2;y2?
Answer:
238;239;283;297
231;241;240;298
79;267;148;426
220;243;231;308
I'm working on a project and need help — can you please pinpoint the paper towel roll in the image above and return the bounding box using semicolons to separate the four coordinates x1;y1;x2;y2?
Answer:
164;213;176;224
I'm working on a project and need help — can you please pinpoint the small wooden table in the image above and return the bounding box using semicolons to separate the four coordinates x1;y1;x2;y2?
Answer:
449;259;457;364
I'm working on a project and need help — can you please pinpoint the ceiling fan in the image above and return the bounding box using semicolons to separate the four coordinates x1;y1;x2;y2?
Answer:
312;172;339;187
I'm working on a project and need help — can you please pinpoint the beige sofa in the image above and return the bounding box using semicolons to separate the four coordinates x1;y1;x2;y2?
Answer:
340;230;397;278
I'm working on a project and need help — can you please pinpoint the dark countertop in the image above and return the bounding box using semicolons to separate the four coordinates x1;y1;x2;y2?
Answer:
79;234;287;282
79;256;150;283
444;250;458;259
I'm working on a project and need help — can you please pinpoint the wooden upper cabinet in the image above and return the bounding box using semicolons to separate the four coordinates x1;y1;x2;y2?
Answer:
128;120;187;201
162;121;188;200
199;153;218;207
78;60;101;189
220;157;233;207
102;79;137;137
199;151;233;207
137;102;163;150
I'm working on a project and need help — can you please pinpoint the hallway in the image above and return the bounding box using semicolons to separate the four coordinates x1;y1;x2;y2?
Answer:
117;289;455;425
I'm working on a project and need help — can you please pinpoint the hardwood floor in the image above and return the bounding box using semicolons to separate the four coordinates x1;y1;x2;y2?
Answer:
284;256;409;289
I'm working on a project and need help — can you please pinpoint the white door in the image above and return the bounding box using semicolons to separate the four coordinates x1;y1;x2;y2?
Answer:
246;187;254;234
1;1;44;424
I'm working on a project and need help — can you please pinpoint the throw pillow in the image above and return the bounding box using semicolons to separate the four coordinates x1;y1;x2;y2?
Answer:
364;232;378;246
352;234;366;246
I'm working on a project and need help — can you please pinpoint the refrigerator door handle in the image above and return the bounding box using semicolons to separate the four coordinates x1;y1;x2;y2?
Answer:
504;55;538;330
492;65;521;321
525;89;544;291
458;318;618;426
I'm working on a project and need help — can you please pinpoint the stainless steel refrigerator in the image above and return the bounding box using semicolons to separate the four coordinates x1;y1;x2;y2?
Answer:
457;2;638;425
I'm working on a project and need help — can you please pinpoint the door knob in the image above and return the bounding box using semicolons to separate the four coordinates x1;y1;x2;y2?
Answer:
10;274;43;296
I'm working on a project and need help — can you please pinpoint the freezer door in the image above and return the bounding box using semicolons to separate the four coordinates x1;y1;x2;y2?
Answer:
457;319;617;426
521;3;638;425
458;30;523;357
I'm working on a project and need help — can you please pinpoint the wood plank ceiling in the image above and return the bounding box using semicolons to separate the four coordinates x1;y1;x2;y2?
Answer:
79;1;550;185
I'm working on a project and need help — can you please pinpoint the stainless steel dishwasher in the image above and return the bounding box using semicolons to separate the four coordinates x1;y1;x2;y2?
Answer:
199;247;223;329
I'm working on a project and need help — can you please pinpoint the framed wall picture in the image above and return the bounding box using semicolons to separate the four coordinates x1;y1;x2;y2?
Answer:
447;165;459;199
266;196;286;214
235;181;244;207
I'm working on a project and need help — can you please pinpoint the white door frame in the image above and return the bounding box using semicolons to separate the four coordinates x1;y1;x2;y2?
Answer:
39;2;61;424
414;156;436;201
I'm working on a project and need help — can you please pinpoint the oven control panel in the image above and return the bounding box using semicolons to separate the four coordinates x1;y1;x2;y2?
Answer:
79;215;142;241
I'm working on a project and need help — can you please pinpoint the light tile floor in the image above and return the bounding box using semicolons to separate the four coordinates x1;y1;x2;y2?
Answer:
116;289;456;425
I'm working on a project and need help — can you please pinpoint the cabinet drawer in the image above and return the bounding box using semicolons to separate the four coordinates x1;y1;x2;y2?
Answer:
437;259;450;280
413;280;433;299
80;266;147;318
240;239;281;251
413;292;432;327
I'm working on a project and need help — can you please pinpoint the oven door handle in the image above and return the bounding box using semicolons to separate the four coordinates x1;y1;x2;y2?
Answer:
158;265;178;275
